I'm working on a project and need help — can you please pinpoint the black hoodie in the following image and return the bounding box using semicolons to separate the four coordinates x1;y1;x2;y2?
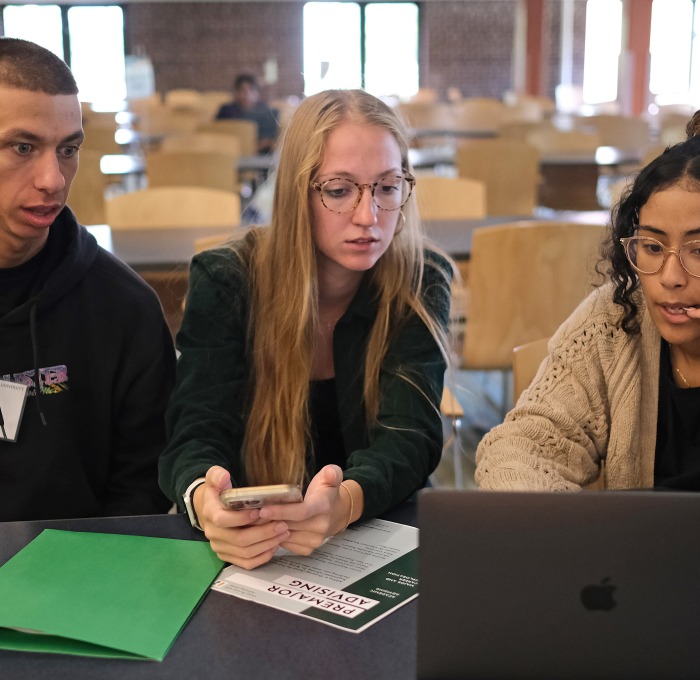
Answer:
0;208;176;521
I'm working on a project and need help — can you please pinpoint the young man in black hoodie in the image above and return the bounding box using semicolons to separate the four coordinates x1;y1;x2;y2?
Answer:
0;38;176;521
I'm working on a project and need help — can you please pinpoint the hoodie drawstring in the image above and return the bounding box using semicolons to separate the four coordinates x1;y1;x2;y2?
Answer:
29;302;47;426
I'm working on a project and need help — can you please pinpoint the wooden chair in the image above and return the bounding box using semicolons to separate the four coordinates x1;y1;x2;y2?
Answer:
106;187;241;339
415;175;487;220
145;150;239;193
199;90;232;121
453;97;507;133
81;125;122;155
463;221;605;413
67;149;108;225
525;128;602;155
133;107;201;136
512;336;550;402
160;132;241;158
573;114;651;152
465;221;604;370
105;186;240;230
197;120;258;156
456;138;540;216
164;88;202;112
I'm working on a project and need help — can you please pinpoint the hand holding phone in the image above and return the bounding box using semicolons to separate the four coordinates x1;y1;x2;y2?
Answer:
219;484;302;511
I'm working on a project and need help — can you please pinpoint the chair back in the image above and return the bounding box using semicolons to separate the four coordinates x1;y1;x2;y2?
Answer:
573;114;650;151
164;88;203;112
396;101;454;131
464;221;605;369
526;128;602;155
160;132;241;158
415;175;486;220
512;336;550;402
456;138;540;216
67;149;108;225
198;119;258;156
105;186;240;230
453;97;507;133
145;150;238;193
81;125;122;154
133;107;201;136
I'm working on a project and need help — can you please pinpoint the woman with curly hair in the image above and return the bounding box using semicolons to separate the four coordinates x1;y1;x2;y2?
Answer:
159;89;452;568
476;126;700;491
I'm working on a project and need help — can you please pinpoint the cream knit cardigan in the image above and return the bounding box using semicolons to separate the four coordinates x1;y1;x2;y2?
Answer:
476;282;661;491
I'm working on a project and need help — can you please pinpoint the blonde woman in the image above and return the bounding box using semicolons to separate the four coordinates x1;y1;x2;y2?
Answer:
159;89;452;568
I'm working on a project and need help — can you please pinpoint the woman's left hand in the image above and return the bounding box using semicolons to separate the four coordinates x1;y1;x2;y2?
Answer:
258;465;362;556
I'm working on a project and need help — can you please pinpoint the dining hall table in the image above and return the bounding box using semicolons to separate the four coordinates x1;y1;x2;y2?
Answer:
0;503;417;680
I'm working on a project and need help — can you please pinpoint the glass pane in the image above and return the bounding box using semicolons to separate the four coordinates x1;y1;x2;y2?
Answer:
2;5;64;59
692;2;700;101
303;2;361;95
582;0;622;104
365;3;419;99
649;0;693;99
68;6;126;108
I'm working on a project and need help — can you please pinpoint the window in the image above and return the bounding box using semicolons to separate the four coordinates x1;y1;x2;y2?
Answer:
582;0;623;104
303;2;419;99
2;4;126;107
649;0;696;104
2;5;64;58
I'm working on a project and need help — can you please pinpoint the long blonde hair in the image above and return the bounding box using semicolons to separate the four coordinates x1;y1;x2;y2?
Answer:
243;89;451;486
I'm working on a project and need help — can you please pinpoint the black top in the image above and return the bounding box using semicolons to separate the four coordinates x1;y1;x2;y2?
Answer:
0;207;176;521
309;377;347;473
654;341;700;490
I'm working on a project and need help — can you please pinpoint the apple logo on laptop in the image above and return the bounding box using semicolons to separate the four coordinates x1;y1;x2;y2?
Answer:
580;577;617;611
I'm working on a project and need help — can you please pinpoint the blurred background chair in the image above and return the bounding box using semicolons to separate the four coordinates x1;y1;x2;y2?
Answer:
453;97;507;133
526;128;602;155
160;131;242;157
573;113;651;152
145;150;239;193
105;186;241;230
67;149;109;225
415;175;487;220
456;138;540;217
105;187;241;338
197;119;258;156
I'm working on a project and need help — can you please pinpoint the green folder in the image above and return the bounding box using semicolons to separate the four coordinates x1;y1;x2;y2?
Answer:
0;529;223;661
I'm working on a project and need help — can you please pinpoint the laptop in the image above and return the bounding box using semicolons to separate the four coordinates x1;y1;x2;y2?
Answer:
417;488;700;680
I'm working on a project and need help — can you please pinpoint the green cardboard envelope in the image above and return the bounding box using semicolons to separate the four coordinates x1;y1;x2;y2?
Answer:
0;529;223;661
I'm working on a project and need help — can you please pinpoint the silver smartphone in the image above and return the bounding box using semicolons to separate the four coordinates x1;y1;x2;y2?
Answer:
219;484;302;510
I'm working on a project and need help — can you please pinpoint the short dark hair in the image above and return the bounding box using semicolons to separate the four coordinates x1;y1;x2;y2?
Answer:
0;37;78;95
604;135;700;333
233;73;258;91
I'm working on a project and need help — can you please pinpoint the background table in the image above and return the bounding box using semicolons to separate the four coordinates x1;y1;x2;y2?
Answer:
0;505;417;680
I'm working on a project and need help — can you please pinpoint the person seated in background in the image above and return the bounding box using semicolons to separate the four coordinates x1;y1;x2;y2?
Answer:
216;73;279;154
0;38;176;521
476;121;700;492
160;89;453;569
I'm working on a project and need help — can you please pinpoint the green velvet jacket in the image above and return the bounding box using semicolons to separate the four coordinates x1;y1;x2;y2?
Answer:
158;230;451;520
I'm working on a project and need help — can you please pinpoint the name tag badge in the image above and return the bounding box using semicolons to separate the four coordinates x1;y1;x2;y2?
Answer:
0;379;30;443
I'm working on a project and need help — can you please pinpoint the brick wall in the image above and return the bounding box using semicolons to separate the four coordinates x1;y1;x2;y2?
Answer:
124;2;305;99
121;1;585;102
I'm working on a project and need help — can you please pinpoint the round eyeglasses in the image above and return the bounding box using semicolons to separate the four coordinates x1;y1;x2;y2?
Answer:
310;174;415;214
620;236;700;278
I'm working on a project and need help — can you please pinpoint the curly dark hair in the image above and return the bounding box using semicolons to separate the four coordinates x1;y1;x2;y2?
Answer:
601;133;700;334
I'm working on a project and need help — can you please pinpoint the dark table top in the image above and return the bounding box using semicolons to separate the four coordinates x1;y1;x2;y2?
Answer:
0;504;417;680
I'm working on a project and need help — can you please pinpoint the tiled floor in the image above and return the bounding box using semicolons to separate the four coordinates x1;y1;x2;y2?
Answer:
433;368;510;489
